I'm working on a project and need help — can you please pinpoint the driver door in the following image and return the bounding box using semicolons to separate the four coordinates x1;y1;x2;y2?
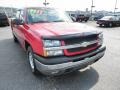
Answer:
13;10;26;48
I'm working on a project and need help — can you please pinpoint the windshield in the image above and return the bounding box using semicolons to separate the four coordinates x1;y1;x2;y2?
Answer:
101;16;114;20
27;8;72;23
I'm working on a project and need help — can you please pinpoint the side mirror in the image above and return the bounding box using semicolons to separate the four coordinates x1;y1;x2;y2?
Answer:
12;19;24;25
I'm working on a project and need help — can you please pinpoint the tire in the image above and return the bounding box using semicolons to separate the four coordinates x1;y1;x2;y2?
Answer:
13;34;18;43
103;24;107;27
85;20;88;22
79;19;82;22
27;46;39;75
109;23;112;27
99;24;102;27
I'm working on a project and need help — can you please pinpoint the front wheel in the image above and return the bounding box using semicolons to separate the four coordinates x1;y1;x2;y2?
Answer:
99;24;102;27
13;34;18;43
27;47;39;75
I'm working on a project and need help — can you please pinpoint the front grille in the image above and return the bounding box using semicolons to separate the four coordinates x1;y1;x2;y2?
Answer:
63;34;98;55
64;34;98;45
67;43;97;53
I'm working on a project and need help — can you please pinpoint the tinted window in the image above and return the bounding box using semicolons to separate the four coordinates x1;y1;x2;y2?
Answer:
15;10;25;23
16;11;21;19
27;8;72;23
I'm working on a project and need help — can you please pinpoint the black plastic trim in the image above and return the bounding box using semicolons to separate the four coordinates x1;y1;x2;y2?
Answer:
42;32;101;40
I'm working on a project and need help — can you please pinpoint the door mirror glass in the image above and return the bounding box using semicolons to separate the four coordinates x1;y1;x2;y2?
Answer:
12;19;24;25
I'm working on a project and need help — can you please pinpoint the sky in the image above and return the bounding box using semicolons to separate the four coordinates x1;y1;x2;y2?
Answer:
0;0;120;11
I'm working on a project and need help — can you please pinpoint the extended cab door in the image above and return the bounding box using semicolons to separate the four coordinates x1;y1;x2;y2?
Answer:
12;10;26;48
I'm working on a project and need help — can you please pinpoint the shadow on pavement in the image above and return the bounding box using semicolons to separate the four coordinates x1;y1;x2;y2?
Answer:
96;25;120;29
35;64;99;90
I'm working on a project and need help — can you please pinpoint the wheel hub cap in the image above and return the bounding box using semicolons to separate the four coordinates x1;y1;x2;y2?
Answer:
29;52;34;70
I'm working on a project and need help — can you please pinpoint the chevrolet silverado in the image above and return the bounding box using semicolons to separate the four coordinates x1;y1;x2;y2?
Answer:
11;7;106;76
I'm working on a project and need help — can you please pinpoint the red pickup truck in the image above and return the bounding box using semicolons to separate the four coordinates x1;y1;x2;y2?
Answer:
11;7;106;76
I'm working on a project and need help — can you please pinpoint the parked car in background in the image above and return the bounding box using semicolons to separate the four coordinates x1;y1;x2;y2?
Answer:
0;13;9;26
94;15;104;21
11;7;106;76
76;14;89;22
97;16;120;27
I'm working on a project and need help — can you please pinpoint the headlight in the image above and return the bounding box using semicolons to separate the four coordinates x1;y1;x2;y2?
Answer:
43;40;63;57
44;50;63;57
98;33;103;45
43;40;61;47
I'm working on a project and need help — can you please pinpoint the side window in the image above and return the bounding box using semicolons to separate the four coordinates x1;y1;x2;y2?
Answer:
19;10;24;21
115;17;119;21
16;11;20;19
114;16;120;21
16;10;24;21
118;16;120;21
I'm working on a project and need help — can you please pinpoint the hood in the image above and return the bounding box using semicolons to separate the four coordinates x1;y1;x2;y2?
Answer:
28;22;100;37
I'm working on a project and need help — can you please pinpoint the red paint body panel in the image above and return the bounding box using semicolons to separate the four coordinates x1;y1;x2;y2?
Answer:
61;41;99;56
12;22;100;56
28;22;99;37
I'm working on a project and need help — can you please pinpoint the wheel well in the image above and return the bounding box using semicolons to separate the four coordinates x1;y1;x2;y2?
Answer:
25;41;30;51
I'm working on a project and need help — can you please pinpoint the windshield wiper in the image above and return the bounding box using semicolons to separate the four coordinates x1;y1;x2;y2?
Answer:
32;21;50;23
32;20;65;23
52;20;65;22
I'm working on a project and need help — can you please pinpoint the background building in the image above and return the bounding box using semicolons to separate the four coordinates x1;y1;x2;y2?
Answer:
0;7;17;17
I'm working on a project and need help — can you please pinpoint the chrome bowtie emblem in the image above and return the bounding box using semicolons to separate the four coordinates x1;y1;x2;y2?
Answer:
81;42;89;47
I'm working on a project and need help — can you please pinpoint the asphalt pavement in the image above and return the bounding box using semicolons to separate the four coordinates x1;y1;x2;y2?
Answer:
0;22;120;90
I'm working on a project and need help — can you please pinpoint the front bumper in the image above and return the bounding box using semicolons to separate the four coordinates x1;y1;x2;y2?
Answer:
34;45;106;75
